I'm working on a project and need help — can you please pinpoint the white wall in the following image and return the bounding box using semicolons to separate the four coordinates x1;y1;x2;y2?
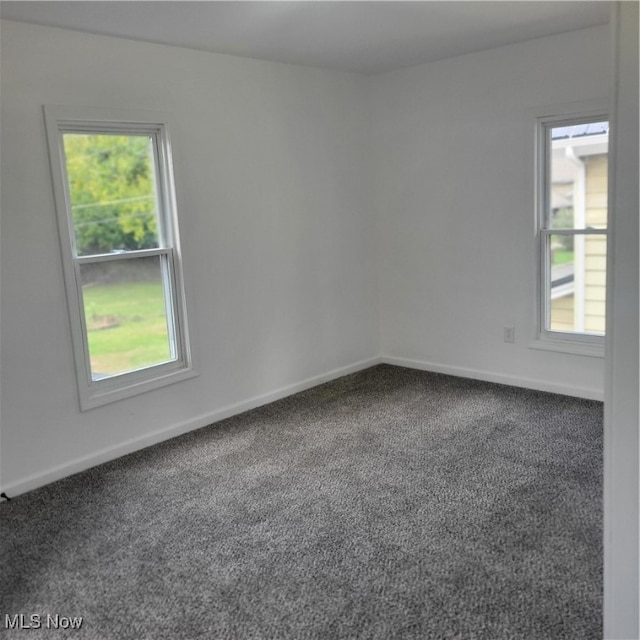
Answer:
0;21;379;494
3;15;638;636
0;20;617;493
372;25;610;399
604;3;639;637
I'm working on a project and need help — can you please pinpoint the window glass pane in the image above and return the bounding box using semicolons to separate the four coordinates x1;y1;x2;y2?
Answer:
63;133;160;256
548;233;606;336
80;256;175;380
548;122;608;230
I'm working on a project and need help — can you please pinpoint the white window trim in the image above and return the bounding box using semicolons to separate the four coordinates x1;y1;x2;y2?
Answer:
529;99;609;358
44;105;197;410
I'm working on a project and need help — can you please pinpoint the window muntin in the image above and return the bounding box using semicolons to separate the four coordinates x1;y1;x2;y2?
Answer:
538;116;608;346
45;108;194;409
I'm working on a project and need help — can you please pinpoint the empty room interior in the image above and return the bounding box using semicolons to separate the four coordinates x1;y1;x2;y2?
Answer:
1;2;638;639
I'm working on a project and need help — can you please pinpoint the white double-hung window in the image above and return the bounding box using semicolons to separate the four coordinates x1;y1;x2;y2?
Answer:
535;107;609;356
45;107;195;409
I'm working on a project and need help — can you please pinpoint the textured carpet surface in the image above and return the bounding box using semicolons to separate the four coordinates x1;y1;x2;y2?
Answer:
1;365;602;639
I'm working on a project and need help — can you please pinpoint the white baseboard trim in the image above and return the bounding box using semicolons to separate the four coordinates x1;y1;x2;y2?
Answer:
3;354;601;497
381;356;604;401
2;356;382;498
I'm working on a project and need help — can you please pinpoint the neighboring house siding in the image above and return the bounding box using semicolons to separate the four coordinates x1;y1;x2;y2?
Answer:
551;293;575;332
550;151;607;335
584;154;607;334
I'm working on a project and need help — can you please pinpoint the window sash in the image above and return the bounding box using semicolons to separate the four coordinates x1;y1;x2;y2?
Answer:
60;129;172;257
540;230;608;339
539;116;609;230
72;249;184;385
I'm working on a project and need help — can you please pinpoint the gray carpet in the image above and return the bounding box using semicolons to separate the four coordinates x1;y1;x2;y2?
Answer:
1;365;602;639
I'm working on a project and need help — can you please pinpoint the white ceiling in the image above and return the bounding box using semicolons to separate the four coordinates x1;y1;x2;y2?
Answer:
0;1;611;75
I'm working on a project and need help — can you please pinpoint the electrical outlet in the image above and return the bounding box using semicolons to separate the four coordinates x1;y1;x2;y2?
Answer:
504;326;515;343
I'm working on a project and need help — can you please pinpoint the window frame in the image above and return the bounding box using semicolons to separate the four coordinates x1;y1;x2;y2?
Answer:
532;102;609;358
44;106;196;410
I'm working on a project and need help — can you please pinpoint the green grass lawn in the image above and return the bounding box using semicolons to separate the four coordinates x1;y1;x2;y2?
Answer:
83;281;173;377
553;249;574;266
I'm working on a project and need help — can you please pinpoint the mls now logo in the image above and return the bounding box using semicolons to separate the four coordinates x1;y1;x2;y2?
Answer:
5;614;83;630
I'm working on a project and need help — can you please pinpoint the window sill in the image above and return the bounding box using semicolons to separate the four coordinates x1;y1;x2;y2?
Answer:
80;366;199;411
529;337;604;358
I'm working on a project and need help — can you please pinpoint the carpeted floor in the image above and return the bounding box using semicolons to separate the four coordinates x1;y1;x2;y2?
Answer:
1;365;602;639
